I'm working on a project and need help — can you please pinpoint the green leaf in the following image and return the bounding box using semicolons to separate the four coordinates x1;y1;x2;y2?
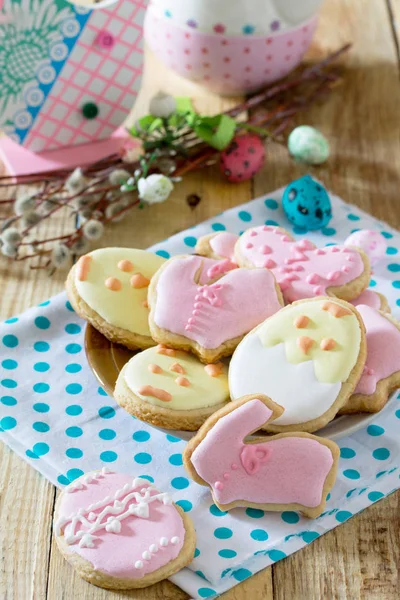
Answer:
175;96;194;114
129;115;162;137
193;114;237;150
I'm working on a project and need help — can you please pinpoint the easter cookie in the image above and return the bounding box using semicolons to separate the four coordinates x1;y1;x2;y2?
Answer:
114;346;229;430
148;255;283;363
344;229;387;266
66;248;165;350
54;469;196;590
234;225;370;303
183;395;339;519
350;289;390;313
195;231;238;262
340;305;400;414
229;298;367;432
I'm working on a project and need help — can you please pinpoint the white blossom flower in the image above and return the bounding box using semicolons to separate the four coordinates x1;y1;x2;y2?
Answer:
51;244;71;268
71;237;90;256
1;227;21;244
1;243;18;258
83;219;104;241
149;92;177;119
22;211;41;227
105;202;126;222
14;195;35;216
138;174;174;205
108;169;131;186
65;168;88;194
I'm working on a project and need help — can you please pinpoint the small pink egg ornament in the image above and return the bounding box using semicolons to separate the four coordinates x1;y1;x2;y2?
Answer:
344;229;387;266
220;134;265;182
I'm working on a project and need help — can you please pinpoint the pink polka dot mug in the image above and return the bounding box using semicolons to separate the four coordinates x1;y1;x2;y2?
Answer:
144;0;322;94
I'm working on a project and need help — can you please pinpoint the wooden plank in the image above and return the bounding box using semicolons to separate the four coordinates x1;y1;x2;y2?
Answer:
261;0;400;598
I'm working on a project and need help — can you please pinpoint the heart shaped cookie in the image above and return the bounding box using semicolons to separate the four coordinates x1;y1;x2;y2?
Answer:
148;255;283;362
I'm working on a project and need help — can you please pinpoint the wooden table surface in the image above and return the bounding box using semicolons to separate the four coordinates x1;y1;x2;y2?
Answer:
1;1;400;598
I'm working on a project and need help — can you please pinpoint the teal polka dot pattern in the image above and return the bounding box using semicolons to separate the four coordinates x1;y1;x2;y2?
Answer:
250;529;269;541
134;452;152;464
214;527;233;539
3;334;18;348
372;448;390;460
367;425;385;436
2;187;400;600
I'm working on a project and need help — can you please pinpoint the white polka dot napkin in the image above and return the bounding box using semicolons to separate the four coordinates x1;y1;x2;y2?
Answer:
1;186;400;599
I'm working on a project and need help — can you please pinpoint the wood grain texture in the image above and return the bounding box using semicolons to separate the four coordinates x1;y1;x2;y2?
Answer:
0;0;399;598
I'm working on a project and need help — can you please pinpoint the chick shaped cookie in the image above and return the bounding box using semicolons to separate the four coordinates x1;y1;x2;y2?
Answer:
183;395;339;519
148;254;283;363
114;345;229;430
66;248;165;350
54;469;196;590
340;305;400;414
229;297;367;432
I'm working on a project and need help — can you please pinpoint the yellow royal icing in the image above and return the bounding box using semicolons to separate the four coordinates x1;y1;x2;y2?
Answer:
257;299;361;384
75;248;165;336
124;347;229;410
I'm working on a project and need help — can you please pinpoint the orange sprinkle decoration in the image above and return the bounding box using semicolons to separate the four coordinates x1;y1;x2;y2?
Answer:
294;315;310;329
142;300;149;308
76;255;92;281
297;336;315;355
170;362;185;374
118;259;134;272
320;338;336;351
138;385;172;402
130;273;150;289
204;363;224;377
156;344;176;357
105;277;122;291
175;376;190;387
322;301;352;318
148;364;163;374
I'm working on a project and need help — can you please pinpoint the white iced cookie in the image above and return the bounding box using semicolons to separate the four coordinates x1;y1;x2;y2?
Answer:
229;298;366;433
66;248;165;350
114;345;229;430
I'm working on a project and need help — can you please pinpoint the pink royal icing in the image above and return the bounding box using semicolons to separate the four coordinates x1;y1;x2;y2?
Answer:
191;399;334;508
209;231;239;261
350;289;382;311
55;471;185;579
153;256;282;349
237;226;365;303
354;305;400;396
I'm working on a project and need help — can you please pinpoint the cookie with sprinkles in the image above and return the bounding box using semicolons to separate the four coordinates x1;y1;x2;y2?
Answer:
229;297;367;432
114;345;229;430
54;469;196;589
65;248;165;350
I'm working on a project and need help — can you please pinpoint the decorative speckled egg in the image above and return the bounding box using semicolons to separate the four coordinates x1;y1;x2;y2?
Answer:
282;175;332;230
288;125;330;165
220;134;265;183
344;229;387;266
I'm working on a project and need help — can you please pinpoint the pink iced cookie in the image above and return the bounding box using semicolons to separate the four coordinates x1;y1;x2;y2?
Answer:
350;289;390;312
54;469;196;589
148;255;284;362
344;229;387;266
341;305;400;414
195;231;239;262
184;396;339;518
235;225;369;303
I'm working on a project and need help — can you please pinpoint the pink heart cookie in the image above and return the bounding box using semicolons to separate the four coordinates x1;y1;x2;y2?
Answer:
340;305;400;414
235;226;370;303
148;255;283;362
54;469;196;589
183;395;339;519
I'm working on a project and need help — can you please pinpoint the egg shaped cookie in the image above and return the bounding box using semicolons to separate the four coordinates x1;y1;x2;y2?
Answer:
54;469;196;589
229;298;367;433
114;345;229;431
66;248;165;350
